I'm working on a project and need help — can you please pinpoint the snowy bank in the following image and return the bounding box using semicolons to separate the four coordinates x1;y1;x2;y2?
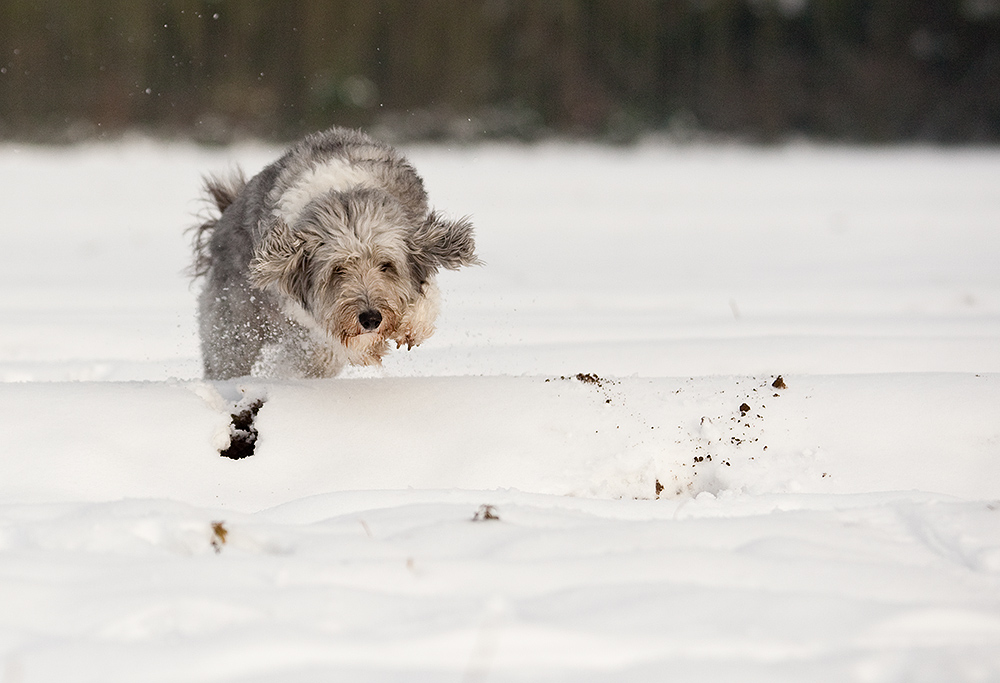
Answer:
2;373;997;512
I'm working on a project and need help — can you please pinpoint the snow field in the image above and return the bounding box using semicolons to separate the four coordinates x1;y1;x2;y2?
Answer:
0;140;999;681
2;491;999;682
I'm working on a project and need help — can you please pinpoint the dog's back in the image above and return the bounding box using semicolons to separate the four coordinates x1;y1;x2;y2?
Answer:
266;128;429;228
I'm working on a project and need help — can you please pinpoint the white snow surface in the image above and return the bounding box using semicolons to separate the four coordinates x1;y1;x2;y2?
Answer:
1;139;999;682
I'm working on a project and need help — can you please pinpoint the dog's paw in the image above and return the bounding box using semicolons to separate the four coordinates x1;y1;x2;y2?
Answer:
393;321;434;350
395;283;440;350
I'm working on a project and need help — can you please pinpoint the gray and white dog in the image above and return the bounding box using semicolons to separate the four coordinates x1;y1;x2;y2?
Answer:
191;126;478;379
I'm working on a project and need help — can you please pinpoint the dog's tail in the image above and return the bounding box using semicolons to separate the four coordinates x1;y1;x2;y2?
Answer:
189;169;247;279
203;171;246;215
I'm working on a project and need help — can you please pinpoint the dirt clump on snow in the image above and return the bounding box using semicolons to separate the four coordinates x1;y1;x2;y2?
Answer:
472;504;500;522
210;521;228;553
546;372;611;387
221;399;264;460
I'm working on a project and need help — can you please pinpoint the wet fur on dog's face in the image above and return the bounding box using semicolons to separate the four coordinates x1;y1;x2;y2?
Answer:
249;187;475;365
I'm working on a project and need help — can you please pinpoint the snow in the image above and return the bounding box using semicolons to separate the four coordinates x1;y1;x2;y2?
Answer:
1;139;999;681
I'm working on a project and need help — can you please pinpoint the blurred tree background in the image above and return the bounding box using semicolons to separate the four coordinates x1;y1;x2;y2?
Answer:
1;0;998;144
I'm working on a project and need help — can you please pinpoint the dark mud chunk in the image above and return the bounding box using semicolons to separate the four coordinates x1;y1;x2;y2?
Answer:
221;399;264;460
772;375;787;390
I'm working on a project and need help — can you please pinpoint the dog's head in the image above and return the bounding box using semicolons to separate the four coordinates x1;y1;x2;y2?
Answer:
249;188;477;363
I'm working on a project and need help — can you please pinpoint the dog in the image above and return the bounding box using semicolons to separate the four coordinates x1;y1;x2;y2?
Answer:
190;126;479;379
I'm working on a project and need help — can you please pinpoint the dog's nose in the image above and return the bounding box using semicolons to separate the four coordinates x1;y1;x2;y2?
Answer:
358;309;382;331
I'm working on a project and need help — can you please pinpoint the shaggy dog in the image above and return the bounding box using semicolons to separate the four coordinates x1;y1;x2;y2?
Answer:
191;126;478;379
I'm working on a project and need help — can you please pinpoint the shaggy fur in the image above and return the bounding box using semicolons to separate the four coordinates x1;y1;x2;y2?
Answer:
191;126;478;379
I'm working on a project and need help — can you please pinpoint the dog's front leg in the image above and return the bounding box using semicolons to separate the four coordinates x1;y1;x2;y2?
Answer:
395;279;441;349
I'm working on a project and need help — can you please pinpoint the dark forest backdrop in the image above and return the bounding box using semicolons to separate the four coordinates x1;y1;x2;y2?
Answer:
1;0;999;144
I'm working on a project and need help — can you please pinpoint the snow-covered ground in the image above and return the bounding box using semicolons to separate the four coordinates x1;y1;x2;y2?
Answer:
1;139;999;682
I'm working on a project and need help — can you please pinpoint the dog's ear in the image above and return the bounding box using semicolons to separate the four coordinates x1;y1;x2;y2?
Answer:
408;212;480;281
249;219;315;307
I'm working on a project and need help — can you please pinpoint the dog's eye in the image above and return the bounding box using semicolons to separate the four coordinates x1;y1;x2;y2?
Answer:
379;261;396;274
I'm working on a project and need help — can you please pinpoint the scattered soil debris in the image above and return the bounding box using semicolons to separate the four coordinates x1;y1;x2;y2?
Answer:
739;402;751;416
547;372;624;407
655;479;664;498
210;521;228;553
547;372;614;388
772;375;787;390
221;399;264;460
472;504;500;522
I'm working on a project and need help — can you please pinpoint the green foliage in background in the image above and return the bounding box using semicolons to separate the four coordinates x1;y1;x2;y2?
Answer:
1;0;998;143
